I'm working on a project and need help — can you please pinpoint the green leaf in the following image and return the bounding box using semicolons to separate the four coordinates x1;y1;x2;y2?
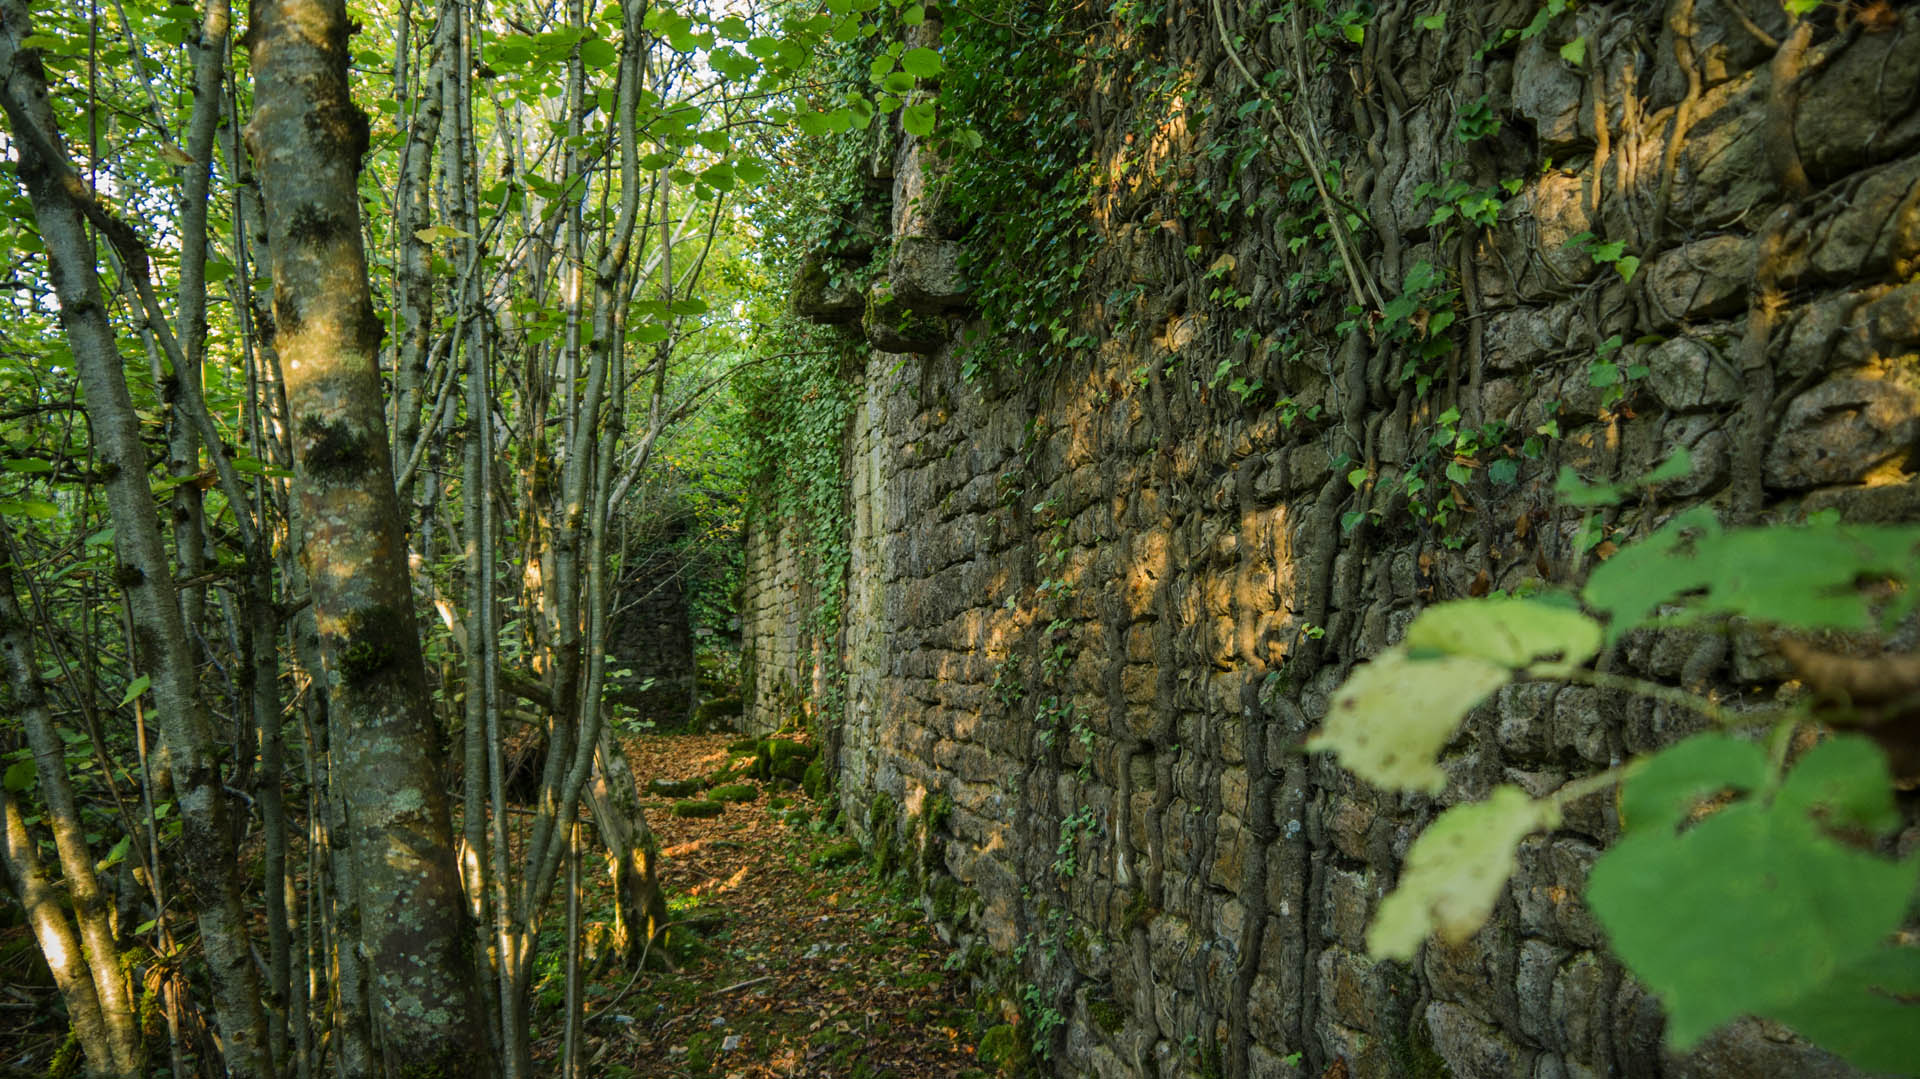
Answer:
1587;799;1919;1050
1402;596;1602;674
1347;467;1368;489
1;458;53;472
1618;733;1768;835
0;498;58;520
1581;506;1720;639
1368;787;1558;959
1488;458;1518;486
97;834;131;872
578;37;617;69
633;322;673;344
1307;649;1510;794
1767;946;1920;1076
794;110;832;136
1558;35;1587;66
1615;255;1640;283
900;46;943;78
901;102;936;137
1418;13;1446;30
120;675;150;707
1773;735;1899;835
3;760;33;792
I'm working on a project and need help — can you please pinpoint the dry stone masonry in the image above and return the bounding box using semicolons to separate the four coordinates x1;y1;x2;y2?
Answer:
745;3;1920;1076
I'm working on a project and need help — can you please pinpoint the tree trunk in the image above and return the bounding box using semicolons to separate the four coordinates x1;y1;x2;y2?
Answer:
0;6;273;1073
244;1;493;1073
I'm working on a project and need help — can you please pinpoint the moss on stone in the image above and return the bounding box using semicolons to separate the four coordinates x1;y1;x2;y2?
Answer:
869;791;899;877
802;759;830;800
976;1023;1030;1076
646;777;703;798
1087;995;1126;1035
669;799;724;819
811;838;863;868
707;783;760;803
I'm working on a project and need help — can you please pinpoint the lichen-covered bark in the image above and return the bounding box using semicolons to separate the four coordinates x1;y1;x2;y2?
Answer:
244;1;492;1073
0;5;272;1074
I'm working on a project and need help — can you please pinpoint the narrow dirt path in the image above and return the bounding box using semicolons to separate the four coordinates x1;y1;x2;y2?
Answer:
568;732;985;1078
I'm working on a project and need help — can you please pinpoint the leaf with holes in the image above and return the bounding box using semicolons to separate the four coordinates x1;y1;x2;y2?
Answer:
1307;649;1509;794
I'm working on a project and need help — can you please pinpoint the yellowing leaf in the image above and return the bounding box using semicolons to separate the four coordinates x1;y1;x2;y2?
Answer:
158;142;197;167
1368;786;1557;959
1307;648;1509;794
1402;596;1601;674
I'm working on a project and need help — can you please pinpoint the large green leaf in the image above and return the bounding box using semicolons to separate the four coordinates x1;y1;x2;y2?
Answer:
1766;946;1920;1077
1402;595;1601;674
1773;734;1899;835
1587;799;1919;1049
1581;506;1718;640
1617;733;1768;836
1368;786;1557;959
1306;648;1509;794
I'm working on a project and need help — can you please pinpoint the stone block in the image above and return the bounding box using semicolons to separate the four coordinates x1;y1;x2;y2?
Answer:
1764;374;1920;489
889;236;967;311
1426;999;1536;1079
1647;335;1739;411
1646;235;1751;327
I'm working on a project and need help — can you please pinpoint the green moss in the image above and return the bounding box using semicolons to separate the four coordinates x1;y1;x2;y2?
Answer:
707;783;760;803
802;759;830;800
670;799;724;819
726;737;761;753
977;1023;1031;1076
869;792;899;877
1121;887;1153;934
1392;1014;1455;1078
1086;995;1126;1035
646;777;703;798
811;838;863;868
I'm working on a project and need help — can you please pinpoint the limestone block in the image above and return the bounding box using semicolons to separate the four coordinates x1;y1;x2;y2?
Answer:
1513;836;1606;949
1647;336;1739;411
791;252;864;324
1512;35;1586;153
1763;374;1920;489
1655;415;1732;499
889;235;968;311
1646;234;1751;326
1794;12;1920;178
1425;999;1537;1079
863;278;948;353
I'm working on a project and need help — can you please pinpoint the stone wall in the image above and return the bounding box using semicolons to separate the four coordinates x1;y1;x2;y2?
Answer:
608;549;699;724
746;3;1920;1077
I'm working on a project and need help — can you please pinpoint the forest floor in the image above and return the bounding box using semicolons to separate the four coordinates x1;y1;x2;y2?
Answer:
557;731;988;1079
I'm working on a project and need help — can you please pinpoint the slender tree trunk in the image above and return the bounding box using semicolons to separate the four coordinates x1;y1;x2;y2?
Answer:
0;786;121;1078
0;7;273;1074
244;2;494;1074
0;544;143;1078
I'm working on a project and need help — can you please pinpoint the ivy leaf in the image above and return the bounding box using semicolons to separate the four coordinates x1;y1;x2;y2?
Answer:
901;102;936;137
1402;596;1602;674
1307;649;1510;794
1617;733;1768;835
1368;786;1558;959
1586;798;1919;1050
1615;255;1640;283
1418;13;1446;30
1559;35;1587;66
794;110;832;137
900;46;943;78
